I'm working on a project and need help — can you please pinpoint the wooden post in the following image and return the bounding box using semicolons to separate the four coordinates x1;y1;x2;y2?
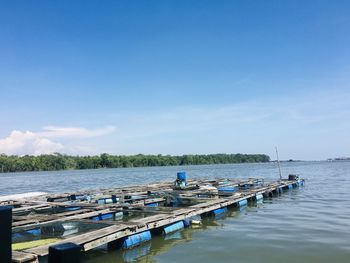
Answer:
0;205;12;263
48;242;80;263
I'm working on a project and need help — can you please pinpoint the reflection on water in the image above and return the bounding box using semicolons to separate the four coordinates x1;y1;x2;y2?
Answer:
81;203;290;263
2;161;350;262
82;220;199;263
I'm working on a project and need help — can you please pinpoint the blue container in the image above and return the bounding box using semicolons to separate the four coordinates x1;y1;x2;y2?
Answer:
145;202;158;207
177;172;187;182
97;197;118;204
104;198;113;204
111;195;118;203
183;219;191;228
218;186;237;193
299;180;304;186
212;207;228;216
163;221;185;235
101;213;114;220
123;231;152;249
12;233;23;242
288;184;293;190
91;215;100;220
91;212;114;221
238;199;248;207
26;228;41;236
255;194;263;201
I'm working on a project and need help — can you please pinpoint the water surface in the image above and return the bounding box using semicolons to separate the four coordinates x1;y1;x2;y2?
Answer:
1;161;349;262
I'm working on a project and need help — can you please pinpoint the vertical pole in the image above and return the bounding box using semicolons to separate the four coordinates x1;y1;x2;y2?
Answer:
48;242;81;263
275;147;282;180
0;205;12;263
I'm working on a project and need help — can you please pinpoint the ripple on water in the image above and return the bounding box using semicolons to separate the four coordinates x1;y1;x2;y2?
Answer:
2;161;350;263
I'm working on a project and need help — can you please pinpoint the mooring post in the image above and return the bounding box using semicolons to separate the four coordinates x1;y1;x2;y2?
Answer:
0;205;12;263
48;242;81;263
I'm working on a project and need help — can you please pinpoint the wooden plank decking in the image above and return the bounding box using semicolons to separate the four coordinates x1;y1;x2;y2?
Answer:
5;176;304;262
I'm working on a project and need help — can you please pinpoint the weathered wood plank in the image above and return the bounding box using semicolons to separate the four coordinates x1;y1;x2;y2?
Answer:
10;177;302;259
12;251;39;263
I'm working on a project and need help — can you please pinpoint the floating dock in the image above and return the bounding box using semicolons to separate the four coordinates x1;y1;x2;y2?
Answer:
1;173;304;263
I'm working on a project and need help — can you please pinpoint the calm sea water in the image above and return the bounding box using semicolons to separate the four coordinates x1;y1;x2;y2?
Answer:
1;161;350;262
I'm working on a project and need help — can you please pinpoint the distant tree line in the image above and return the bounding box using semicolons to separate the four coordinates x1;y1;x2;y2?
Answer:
0;153;270;173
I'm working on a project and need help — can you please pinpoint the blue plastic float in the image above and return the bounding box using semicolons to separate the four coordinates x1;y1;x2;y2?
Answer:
91;212;115;221
218;186;237;194
183;218;191;227
255;194;263;201
122;231;152;249
163;221;184;234
238;199;248;207
145;202;159;207
212;207;228;216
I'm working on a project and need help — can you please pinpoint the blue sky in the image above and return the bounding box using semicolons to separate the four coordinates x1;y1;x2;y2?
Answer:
0;0;349;160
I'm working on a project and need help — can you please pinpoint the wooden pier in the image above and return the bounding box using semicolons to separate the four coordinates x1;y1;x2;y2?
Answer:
1;173;304;263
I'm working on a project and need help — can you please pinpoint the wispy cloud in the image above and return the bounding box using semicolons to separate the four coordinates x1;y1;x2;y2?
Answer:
0;126;115;156
110;88;350;159
1;89;349;159
117;89;350;139
39;125;116;138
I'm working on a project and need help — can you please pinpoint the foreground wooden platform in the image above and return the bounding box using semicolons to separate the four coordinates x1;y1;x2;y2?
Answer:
1;174;304;263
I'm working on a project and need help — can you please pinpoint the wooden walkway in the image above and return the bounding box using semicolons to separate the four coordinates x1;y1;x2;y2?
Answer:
4;176;304;263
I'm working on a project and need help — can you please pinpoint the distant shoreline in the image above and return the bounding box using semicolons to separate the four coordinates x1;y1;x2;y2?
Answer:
0;153;270;173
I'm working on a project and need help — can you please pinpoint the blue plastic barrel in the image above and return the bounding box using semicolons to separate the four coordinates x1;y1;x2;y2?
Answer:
27;228;41;236
177;172;186;181
183;219;191;228
12;233;23;243
104;198;113;204
218;186;236;193
97;197;118;204
123;231;152;249
91;212;114;221
212;207;228;216
238;199;248;207
255;194;263;201
163;221;185;235
111;195;118;203
288;184;293;190
145;202;158;207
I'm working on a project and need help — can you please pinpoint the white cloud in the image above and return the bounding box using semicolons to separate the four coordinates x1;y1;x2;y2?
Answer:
0;126;115;156
32;137;64;156
39;125;116;138
0;130;63;156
